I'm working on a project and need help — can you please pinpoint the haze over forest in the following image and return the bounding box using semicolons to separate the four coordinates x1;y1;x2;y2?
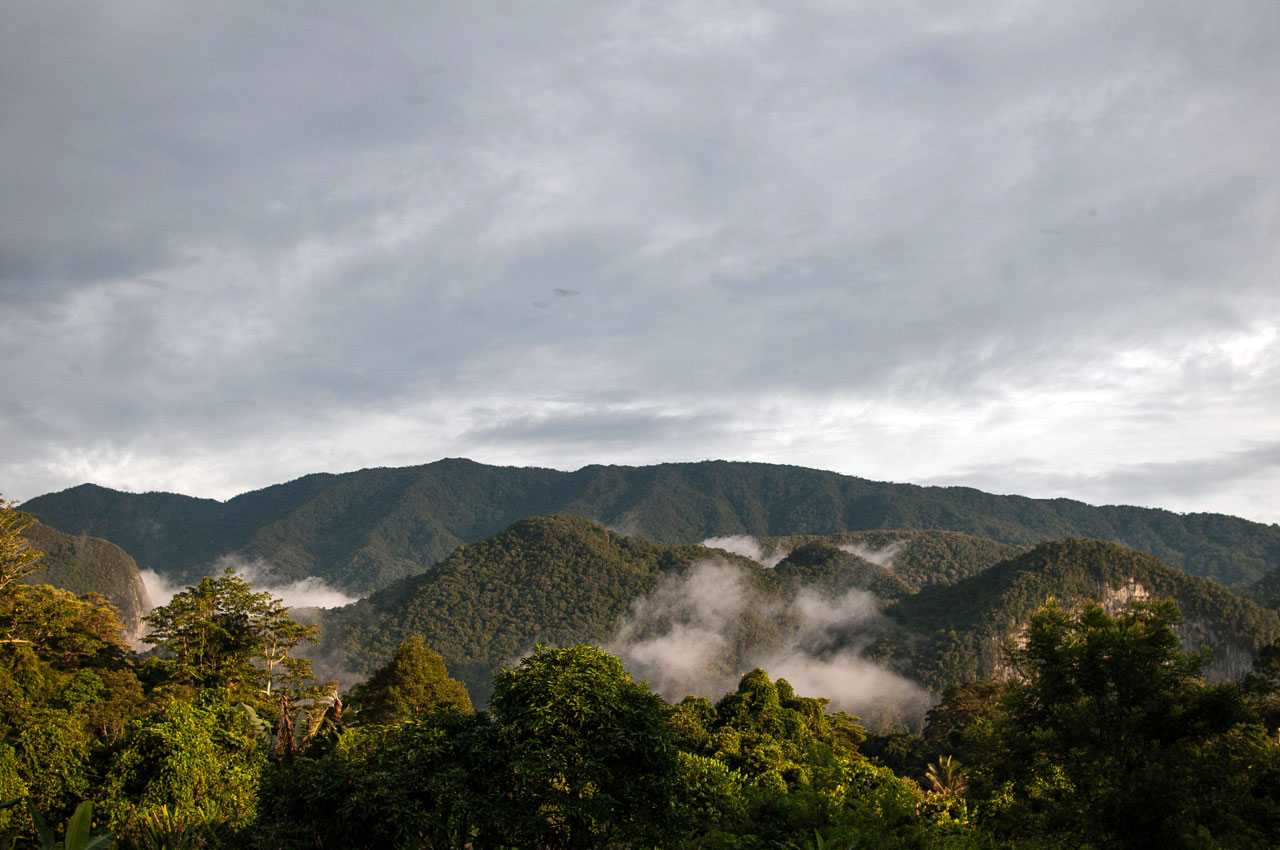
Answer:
20;457;1280;719
12;456;1280;847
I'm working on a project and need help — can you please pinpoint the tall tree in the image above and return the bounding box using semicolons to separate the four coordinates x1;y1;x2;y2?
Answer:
973;600;1279;849
0;497;43;592
142;570;316;696
489;645;681;850
348;635;472;724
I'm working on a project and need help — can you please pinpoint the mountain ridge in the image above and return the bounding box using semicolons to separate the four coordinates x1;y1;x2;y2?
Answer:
22;458;1280;595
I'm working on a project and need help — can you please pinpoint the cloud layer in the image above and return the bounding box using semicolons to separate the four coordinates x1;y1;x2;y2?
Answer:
607;560;933;730
3;2;1278;520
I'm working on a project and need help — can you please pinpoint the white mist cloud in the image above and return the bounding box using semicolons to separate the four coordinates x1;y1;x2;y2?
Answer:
609;561;767;697
138;569;182;610
140;556;358;617
212;556;359;610
755;586;934;728
702;535;790;568
838;541;906;570
753;646;934;731
608;560;932;731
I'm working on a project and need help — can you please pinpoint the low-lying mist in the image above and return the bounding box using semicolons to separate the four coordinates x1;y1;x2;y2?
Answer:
138;556;358;613
606;559;933;732
839;541;906;569
702;535;790;568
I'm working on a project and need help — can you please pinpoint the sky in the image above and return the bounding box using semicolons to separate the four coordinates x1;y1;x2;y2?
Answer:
2;1;1278;523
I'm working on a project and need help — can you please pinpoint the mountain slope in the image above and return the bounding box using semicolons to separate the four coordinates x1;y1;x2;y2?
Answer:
20;523;151;638
883;539;1280;690
23;458;1280;594
313;518;1278;706
317;514;759;702
766;529;1023;593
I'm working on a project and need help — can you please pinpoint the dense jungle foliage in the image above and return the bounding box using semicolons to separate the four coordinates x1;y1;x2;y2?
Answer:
319;515;764;701
23;458;1280;594
7;494;1280;849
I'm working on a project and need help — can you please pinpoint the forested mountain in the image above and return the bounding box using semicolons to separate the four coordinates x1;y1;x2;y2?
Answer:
318;515;758;703
20;522;151;638
767;529;1023;599
22;458;1280;595
1244;564;1280;611
882;539;1280;690
314;517;1279;705
9;498;1280;849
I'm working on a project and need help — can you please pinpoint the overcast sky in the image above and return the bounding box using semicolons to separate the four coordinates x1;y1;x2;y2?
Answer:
2;1;1278;523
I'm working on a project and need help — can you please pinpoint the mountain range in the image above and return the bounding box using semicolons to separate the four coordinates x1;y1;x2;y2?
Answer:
17;458;1280;714
21;458;1280;595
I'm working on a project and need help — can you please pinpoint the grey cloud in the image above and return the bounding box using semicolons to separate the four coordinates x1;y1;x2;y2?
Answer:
930;442;1280;515
1;1;1278;520
463;406;735;449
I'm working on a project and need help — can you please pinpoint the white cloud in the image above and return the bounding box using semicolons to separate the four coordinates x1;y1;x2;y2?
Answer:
607;561;932;730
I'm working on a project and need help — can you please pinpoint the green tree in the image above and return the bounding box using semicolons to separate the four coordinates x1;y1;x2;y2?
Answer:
973;600;1277;849
101;690;266;841
348;635;472;724
141;570;316;696
254;707;493;850
0;585;129;668
12;708;92;822
0;497;43;592
924;755;967;797
922;680;1003;755
700;669;865;793
488;645;681;850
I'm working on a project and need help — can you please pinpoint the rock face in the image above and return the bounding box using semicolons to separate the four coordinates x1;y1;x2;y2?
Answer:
20;523;152;640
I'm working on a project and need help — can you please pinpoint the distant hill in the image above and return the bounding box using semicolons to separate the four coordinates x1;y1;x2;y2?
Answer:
312;517;1279;708
1243;565;1280;612
766;529;1023;597
21;522;151;639
22;458;1280;595
882;539;1280;690
317;515;757;703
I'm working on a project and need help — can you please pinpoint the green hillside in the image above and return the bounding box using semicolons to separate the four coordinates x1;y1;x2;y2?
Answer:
20;522;151;639
1244;564;1280;612
318;514;759;702
766;529;1023;597
884;538;1280;691
313;516;1277;710
23;458;1280;595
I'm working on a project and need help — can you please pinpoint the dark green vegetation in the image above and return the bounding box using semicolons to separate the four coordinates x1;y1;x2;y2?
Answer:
769;530;1022;603
19;524;150;640
22;458;1280;594
1242;562;1280;612
882;538;1280;690
320;515;751;703
970;601;1280;849
315;517;1280;704
8;493;1280;849
347;635;473;723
